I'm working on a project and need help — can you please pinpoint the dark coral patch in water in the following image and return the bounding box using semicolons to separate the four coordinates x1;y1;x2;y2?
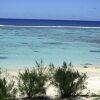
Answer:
90;50;100;53
84;63;92;65
43;42;63;45
61;48;66;50
83;39;100;44
21;42;28;45
0;57;8;59
38;37;43;39
34;51;38;52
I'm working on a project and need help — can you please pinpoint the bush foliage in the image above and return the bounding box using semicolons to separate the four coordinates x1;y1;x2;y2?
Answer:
53;62;87;98
0;61;87;99
0;69;17;100
18;61;49;99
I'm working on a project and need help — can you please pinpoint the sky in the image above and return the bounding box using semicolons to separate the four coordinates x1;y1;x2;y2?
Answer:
0;0;100;21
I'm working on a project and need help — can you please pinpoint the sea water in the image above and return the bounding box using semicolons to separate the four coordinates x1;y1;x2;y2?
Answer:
0;19;100;68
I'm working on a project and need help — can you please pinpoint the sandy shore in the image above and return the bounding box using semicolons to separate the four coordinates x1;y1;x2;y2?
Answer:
5;67;100;99
77;67;100;95
46;67;100;98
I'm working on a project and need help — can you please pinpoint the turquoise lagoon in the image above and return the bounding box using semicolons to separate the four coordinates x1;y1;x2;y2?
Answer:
0;26;100;68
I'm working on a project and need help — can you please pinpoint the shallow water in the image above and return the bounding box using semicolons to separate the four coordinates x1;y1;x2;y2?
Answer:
0;27;100;68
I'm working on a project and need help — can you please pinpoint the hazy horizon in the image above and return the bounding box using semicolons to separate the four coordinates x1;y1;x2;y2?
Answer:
0;18;100;22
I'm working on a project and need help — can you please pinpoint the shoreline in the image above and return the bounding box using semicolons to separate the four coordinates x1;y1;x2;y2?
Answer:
4;66;100;97
3;64;100;74
2;65;100;76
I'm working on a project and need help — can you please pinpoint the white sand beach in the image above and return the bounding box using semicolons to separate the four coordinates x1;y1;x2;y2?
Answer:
6;67;100;99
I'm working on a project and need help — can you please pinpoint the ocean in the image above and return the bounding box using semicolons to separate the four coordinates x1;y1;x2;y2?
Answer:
0;18;100;68
0;18;100;27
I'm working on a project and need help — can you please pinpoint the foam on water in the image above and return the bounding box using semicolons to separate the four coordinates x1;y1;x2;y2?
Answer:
1;25;100;29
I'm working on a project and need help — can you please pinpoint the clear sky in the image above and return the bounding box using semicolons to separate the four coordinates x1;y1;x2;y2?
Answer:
0;0;100;21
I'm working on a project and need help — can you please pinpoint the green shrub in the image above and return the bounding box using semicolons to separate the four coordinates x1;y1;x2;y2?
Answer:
53;62;87;98
0;68;17;100
18;61;49;99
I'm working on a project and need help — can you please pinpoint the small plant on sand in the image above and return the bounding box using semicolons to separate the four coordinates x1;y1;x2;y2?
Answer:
18;60;49;99
0;68;17;100
53;62;87;98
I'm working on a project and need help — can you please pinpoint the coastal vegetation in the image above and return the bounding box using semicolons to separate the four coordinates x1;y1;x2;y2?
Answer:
0;69;17;100
53;62;87;98
0;61;97;100
18;61;49;99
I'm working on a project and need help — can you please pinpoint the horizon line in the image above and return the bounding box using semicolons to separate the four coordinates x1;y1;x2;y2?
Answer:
0;17;100;22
